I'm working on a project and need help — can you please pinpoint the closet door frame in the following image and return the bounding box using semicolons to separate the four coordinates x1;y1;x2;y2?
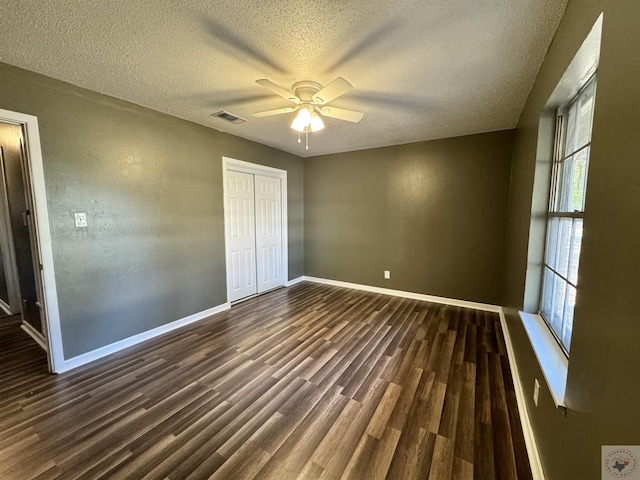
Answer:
222;157;288;304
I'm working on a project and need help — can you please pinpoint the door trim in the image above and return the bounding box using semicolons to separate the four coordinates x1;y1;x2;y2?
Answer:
0;109;62;373
222;157;288;304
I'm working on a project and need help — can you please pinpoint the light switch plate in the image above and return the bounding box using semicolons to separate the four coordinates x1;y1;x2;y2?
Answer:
74;212;87;228
384;270;390;279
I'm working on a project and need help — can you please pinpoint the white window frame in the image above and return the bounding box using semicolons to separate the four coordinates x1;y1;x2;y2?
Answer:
539;74;597;356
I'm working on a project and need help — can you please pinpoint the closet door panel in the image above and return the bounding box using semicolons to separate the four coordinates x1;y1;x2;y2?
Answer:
226;171;257;302
254;175;282;293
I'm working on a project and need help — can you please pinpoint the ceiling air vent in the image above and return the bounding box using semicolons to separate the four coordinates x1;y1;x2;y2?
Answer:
211;111;247;124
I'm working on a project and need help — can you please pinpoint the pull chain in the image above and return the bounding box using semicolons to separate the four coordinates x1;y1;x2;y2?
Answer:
298;131;301;144
305;130;309;150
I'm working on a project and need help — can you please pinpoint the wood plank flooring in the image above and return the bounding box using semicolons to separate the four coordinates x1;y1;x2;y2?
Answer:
0;282;532;479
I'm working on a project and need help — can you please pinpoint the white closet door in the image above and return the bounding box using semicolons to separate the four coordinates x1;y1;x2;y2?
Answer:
254;174;282;293
226;170;257;302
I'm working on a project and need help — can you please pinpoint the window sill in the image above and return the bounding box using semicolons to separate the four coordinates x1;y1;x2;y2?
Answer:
519;311;568;409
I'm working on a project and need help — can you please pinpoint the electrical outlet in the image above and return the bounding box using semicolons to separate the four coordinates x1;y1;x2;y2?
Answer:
74;212;88;228
533;379;540;406
384;270;390;279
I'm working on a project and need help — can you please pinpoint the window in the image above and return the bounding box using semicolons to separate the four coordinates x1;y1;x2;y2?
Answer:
540;74;597;355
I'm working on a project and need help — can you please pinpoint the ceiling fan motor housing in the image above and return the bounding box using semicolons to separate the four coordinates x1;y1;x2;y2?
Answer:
292;81;322;103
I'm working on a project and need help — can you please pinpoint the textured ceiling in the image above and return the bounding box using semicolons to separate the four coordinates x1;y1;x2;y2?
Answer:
0;0;567;157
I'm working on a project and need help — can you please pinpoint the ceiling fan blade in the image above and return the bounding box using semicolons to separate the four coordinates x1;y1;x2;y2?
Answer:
255;79;299;103
312;77;353;104
318;106;363;123
252;107;297;117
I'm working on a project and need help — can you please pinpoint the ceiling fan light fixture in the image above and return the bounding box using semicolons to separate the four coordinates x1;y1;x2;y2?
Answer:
291;106;312;132
290;115;305;132
309;112;324;132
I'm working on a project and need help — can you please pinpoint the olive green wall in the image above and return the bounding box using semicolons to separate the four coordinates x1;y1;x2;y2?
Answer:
502;2;640;479
304;131;513;305
0;62;303;359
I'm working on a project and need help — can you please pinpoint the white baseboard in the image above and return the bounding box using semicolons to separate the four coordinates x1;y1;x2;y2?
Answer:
285;276;305;286
303;276;501;313
56;302;230;374
21;320;48;351
0;299;12;316
498;308;545;480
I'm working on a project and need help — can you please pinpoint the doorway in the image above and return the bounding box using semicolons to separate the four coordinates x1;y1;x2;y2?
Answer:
0;123;42;336
223;157;288;304
0;109;62;373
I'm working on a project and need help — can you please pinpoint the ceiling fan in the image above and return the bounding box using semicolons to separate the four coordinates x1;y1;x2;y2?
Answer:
252;77;364;150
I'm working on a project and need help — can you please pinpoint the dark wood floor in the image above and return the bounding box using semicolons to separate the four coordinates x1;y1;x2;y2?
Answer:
0;282;532;479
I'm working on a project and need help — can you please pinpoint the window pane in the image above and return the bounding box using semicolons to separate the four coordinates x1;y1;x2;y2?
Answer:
577;79;596;149
545;217;559;269
564;100;578;155
551;273;567;335
568;219;583;285
571;147;589;212
541;267;575;352
557;155;574;212
564;77;596;156
555;218;573;279
562;284;577;352
555;148;589;213
557;148;589;213
553;156;573;212
541;267;555;319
